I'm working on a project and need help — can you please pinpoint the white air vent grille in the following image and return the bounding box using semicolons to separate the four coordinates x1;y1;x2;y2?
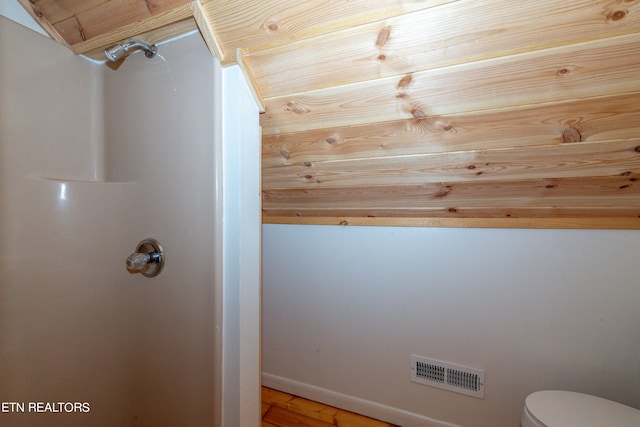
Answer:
410;354;485;399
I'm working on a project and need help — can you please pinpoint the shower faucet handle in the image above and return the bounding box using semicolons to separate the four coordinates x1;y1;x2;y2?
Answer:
126;252;151;271
126;238;164;278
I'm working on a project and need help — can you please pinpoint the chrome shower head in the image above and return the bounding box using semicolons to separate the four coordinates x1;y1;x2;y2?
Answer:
104;41;157;62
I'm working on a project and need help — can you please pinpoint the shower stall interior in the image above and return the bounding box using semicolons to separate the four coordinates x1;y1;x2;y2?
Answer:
0;13;261;426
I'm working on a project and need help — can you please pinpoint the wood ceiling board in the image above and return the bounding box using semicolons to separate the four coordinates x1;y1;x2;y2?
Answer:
201;0;456;65
27;0;191;45
245;0;640;99
77;18;198;60
260;34;640;134
71;0;176;42
262;208;640;220
57;1;153;44
262;139;640;189
263;191;640;226
192;0;224;61
262;175;640;209
69;4;195;55
25;0;106;25
262;93;640;168
262;215;640;229
50;15;85;45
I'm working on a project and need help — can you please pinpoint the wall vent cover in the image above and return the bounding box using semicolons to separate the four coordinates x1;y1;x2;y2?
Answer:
410;354;485;399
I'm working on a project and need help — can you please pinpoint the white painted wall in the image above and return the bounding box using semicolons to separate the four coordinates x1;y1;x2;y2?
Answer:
220;65;262;427
262;224;640;427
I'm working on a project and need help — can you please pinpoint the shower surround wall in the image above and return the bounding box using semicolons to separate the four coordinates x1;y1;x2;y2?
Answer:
0;17;231;426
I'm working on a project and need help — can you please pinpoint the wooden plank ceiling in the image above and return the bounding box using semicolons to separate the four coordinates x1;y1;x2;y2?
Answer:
19;0;640;228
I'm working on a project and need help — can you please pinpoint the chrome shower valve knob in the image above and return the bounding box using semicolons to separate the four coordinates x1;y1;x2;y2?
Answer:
126;238;164;278
126;252;151;271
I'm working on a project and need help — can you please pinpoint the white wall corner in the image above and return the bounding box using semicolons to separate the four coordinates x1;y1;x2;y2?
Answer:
221;64;262;427
0;1;48;37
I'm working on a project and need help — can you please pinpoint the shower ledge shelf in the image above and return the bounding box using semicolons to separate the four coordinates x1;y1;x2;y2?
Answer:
35;176;136;184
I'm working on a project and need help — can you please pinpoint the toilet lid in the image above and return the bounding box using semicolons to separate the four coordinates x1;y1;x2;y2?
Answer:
526;390;640;427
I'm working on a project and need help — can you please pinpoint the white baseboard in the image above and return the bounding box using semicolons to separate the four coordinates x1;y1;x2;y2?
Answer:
262;373;460;427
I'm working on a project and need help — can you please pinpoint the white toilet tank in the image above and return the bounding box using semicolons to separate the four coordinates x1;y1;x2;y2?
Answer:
522;390;640;427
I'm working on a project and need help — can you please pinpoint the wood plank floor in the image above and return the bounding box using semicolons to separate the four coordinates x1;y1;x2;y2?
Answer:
262;387;401;427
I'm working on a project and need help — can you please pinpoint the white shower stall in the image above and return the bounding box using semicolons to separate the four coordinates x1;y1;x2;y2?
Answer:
1;9;260;427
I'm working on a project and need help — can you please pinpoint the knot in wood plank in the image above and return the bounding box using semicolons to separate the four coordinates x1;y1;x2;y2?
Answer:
285;101;310;116
397;74;413;89
324;134;343;145
562;127;582;143
609;10;628;21
31;4;44;18
279;150;290;160
376;26;391;49
411;107;426;119
264;20;280;33
436;185;453;198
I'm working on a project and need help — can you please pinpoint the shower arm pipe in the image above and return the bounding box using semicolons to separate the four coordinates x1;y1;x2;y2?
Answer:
104;41;157;62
